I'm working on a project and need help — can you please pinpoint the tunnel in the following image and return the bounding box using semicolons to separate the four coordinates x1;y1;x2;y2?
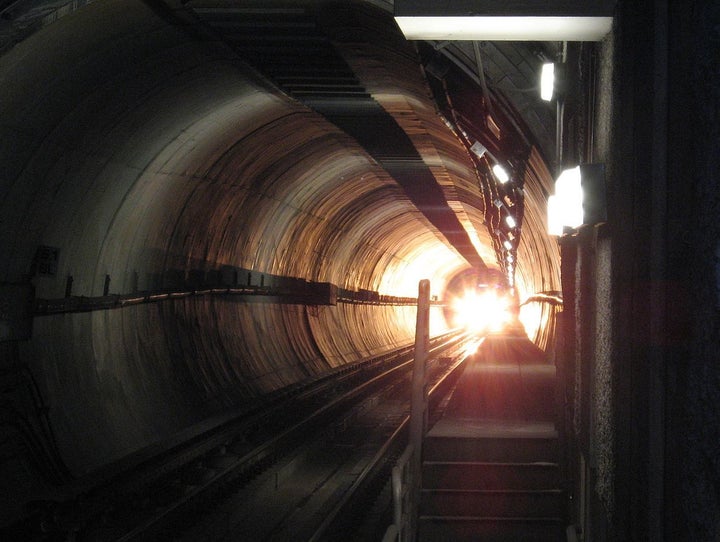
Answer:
1;0;718;540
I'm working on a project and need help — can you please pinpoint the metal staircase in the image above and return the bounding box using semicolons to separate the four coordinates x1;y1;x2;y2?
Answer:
417;333;567;541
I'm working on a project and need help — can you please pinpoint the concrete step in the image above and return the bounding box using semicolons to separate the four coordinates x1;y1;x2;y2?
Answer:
417;333;566;540
417;516;565;542
422;460;561;490
446;362;557;420
420;488;564;517
424;420;559;463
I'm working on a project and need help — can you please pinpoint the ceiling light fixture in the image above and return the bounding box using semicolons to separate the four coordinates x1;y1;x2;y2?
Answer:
541;62;555;101
394;15;613;41
470;141;487;158
492;164;510;184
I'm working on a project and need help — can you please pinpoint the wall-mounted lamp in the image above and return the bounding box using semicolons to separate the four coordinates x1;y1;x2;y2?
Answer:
470;140;487;158
540;62;566;102
497;229;514;251
492;164;510;184
547;164;606;235
540;62;555;101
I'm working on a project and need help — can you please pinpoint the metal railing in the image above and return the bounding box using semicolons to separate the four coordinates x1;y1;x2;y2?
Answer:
383;279;431;542
383;444;415;542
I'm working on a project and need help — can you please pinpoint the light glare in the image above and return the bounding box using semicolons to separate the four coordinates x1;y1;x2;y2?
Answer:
541;62;555;101
451;289;513;333
548;166;583;235
492;164;510;184
462;340;482;357
519;302;544;340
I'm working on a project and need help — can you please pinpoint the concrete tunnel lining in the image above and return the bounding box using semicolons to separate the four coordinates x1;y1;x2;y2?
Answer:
0;0;560;517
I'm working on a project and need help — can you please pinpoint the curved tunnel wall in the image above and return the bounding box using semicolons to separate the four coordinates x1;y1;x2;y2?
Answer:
0;0;462;476
0;0;560;490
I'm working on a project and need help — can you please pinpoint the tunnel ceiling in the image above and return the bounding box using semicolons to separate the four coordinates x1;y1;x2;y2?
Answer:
0;0;565;513
1;0;561;303
0;0;566;377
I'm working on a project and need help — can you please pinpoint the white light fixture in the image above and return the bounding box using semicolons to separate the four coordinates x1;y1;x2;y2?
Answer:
393;16;613;41
540;62;555;101
503;239;513;250
547;195;564;236
470;141;487;158
505;215;517;229
549;166;583;235
541;62;567;101
492;164;510;184
547;164;606;235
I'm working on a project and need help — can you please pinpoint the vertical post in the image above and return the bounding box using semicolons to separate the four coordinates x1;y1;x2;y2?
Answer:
409;279;430;541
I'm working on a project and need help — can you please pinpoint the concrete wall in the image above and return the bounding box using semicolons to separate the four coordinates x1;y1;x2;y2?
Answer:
563;1;720;540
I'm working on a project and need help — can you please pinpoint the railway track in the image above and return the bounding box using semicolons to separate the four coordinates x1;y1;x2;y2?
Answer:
8;330;475;541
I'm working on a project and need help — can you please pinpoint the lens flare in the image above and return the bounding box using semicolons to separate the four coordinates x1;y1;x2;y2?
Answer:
450;289;513;332
462;339;482;357
519;302;544;341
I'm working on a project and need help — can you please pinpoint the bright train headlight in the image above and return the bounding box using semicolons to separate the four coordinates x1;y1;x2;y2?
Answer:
451;289;513;332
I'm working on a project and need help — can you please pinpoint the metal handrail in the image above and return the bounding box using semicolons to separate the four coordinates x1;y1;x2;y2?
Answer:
390;444;416;542
383;279;431;542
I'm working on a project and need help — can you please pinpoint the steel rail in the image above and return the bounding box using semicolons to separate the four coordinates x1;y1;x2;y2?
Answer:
107;331;471;541
8;330;466;541
308;343;471;541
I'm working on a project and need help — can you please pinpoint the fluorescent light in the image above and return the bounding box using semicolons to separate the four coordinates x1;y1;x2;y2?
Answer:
503;240;513;250
547;195;564;236
548;164;607;235
541;62;555;101
556;166;584;227
505;215;517;229
394;16;613;41
492;164;510;184
547;166;586;235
